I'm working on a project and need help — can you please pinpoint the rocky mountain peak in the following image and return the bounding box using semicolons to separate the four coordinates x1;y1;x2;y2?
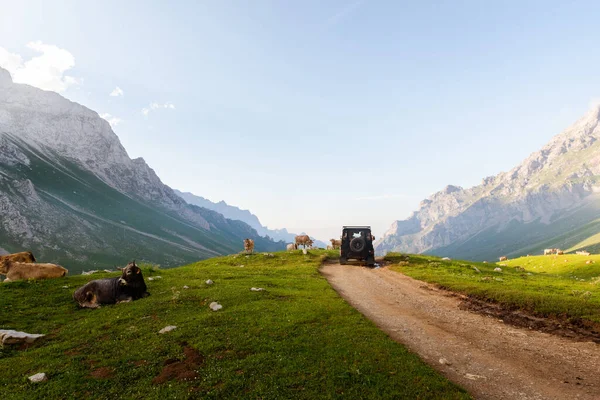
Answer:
0;75;284;269
376;104;600;260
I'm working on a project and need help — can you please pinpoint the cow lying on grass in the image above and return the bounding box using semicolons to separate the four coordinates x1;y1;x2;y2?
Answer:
286;243;298;251
0;251;36;263
73;261;149;309
0;259;67;282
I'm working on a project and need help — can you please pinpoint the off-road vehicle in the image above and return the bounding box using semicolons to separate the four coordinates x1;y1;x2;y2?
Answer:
339;226;376;266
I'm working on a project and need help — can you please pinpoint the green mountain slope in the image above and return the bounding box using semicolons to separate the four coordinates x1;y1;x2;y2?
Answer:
428;201;600;260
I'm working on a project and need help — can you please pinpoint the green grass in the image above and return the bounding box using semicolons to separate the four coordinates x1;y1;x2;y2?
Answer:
386;253;600;323
0;250;469;399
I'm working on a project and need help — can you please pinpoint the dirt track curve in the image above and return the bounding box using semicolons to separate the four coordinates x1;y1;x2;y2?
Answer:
321;264;600;400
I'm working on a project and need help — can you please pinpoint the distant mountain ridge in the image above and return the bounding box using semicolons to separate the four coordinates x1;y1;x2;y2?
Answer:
174;189;328;248
376;105;600;260
0;67;283;272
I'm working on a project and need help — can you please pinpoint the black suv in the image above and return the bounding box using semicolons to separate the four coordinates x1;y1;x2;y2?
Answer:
339;226;376;266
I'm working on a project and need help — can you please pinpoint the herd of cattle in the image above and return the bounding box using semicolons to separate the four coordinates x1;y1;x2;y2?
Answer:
0;251;149;308
243;235;326;253
244;234;373;253
497;248;592;261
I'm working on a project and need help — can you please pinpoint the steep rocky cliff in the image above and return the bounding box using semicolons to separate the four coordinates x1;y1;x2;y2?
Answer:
376;105;600;260
0;67;283;271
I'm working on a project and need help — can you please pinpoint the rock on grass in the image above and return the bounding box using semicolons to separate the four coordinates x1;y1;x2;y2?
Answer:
28;373;47;383
159;326;177;334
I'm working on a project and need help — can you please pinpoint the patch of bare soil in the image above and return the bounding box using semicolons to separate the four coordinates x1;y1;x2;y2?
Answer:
459;296;600;343
321;264;600;400
152;346;204;384
90;367;114;379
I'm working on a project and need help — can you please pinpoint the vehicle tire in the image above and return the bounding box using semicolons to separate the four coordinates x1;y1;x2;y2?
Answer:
366;256;375;267
339;257;347;265
349;237;365;253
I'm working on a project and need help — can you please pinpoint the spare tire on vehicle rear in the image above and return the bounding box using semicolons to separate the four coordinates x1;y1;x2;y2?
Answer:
350;237;365;253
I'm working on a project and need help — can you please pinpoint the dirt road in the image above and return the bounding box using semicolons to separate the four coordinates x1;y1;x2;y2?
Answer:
321;264;600;400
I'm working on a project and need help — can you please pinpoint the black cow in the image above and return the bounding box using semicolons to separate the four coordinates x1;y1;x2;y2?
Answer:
73;261;149;308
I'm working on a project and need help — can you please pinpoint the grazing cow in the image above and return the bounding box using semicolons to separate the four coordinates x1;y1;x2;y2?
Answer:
543;249;553;255
556;250;564;255
330;239;342;249
0;251;36;264
73;261;149;309
286;243;297;251
295;235;312;249
499;256;508;262
243;238;255;254
0;259;67;282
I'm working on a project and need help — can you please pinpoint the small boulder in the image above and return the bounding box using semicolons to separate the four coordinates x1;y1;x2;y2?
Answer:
472;266;481;273
183;285;190;289
439;358;452;366
250;287;265;292
158;326;177;334
205;279;214;285
209;302;223;311
494;267;502;272
441;257;451;261
28;373;47;383
0;330;45;345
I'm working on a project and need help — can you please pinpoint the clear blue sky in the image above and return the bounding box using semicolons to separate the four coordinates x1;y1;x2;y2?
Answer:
2;0;600;241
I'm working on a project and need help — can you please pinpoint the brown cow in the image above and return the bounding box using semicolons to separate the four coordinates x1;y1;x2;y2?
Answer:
499;256;508;262
0;251;36;263
243;238;255;254
295;235;312;249
330;239;342;249
0;259;67;282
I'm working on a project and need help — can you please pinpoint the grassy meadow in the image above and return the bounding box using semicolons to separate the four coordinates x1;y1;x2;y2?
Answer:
386;253;600;324
0;250;469;400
